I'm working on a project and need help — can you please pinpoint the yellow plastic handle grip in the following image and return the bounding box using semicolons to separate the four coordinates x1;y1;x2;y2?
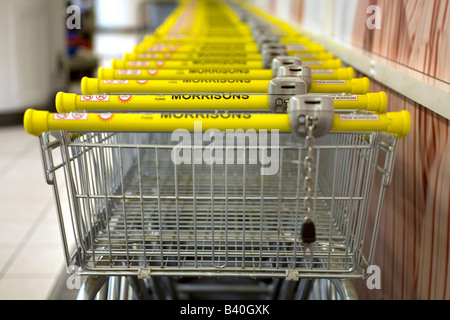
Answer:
24;109;289;137
55;92;386;113
123;52;263;61
81;77;269;94
310;78;370;95
286;43;326;54
113;59;342;71
113;59;265;70
293;52;334;61
332;111;411;138
133;43;260;54
56;92;268;113
302;59;342;70
81;77;370;95
24;109;411;139
311;67;354;80
330;92;387;113
143;36;257;44
99;67;355;81
100;67;274;80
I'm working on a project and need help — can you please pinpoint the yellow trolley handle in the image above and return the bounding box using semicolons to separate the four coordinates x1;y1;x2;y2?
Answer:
24;109;411;139
112;59;342;71
133;43;261;54
124;52;264;61
55;92;387;114
99;67;355;81
122;51;333;62
81;77;371;95
132;42;326;55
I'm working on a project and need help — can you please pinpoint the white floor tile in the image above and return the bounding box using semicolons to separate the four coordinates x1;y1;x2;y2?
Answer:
0;196;53;222
27;219;62;246
0;216;35;246
6;241;65;276
0;246;17;272
0;274;60;300
0;126;35;151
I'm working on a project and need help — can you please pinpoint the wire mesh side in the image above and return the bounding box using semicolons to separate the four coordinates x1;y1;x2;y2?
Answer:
44;130;387;278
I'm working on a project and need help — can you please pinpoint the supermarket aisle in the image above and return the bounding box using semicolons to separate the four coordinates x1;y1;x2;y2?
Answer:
0;125;66;299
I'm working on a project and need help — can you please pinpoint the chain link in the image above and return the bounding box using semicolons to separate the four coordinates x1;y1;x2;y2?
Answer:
303;116;316;217
301;115;317;261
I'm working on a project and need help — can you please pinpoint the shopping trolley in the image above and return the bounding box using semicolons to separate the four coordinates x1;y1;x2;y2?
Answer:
24;97;410;300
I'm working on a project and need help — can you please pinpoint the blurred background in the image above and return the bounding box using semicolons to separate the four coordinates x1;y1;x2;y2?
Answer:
0;0;178;125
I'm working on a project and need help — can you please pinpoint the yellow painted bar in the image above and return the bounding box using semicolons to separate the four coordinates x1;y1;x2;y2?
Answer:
329;92;387;113
81;77;370;95
311;67;354;80
55;92;387;114
123;51;333;62
55;92;268;113
133;43;260;54
100;67;274;80
124;52;263;61
142;37;260;44
301;59;342;69
24;109;411;139
292;52;334;61
81;78;269;95
112;59;264;70
310;78;370;94
141;34;311;45
113;58;342;70
98;67;355;81
132;42;325;54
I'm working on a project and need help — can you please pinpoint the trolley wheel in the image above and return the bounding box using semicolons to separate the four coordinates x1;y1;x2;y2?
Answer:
294;279;358;300
77;276;164;300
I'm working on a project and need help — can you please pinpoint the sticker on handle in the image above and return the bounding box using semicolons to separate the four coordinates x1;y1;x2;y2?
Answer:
53;112;88;121
339;114;380;121
80;95;110;102
316;80;346;85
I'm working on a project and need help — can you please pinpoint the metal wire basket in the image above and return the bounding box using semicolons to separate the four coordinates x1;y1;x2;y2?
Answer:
39;127;397;280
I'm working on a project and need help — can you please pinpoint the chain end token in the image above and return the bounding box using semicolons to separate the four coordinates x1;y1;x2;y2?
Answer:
301;217;316;260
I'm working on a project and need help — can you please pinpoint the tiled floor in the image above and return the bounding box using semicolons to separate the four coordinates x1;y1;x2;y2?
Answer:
0;125;67;299
0;32;143;300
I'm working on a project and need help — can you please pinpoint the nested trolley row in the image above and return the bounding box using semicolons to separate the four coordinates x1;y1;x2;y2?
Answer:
24;0;410;300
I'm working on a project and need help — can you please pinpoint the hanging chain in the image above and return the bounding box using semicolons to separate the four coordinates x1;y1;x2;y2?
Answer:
304;116;316;215
301;115;317;261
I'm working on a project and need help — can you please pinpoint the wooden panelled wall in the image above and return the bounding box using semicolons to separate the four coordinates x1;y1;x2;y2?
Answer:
289;0;449;299
352;0;449;300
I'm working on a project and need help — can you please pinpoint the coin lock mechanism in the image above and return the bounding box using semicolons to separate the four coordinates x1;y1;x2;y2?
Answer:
248;19;272;38
261;42;287;52
277;65;312;92
271;56;303;77
262;47;289;69
256;34;280;52
288;95;335;139
268;77;307;113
